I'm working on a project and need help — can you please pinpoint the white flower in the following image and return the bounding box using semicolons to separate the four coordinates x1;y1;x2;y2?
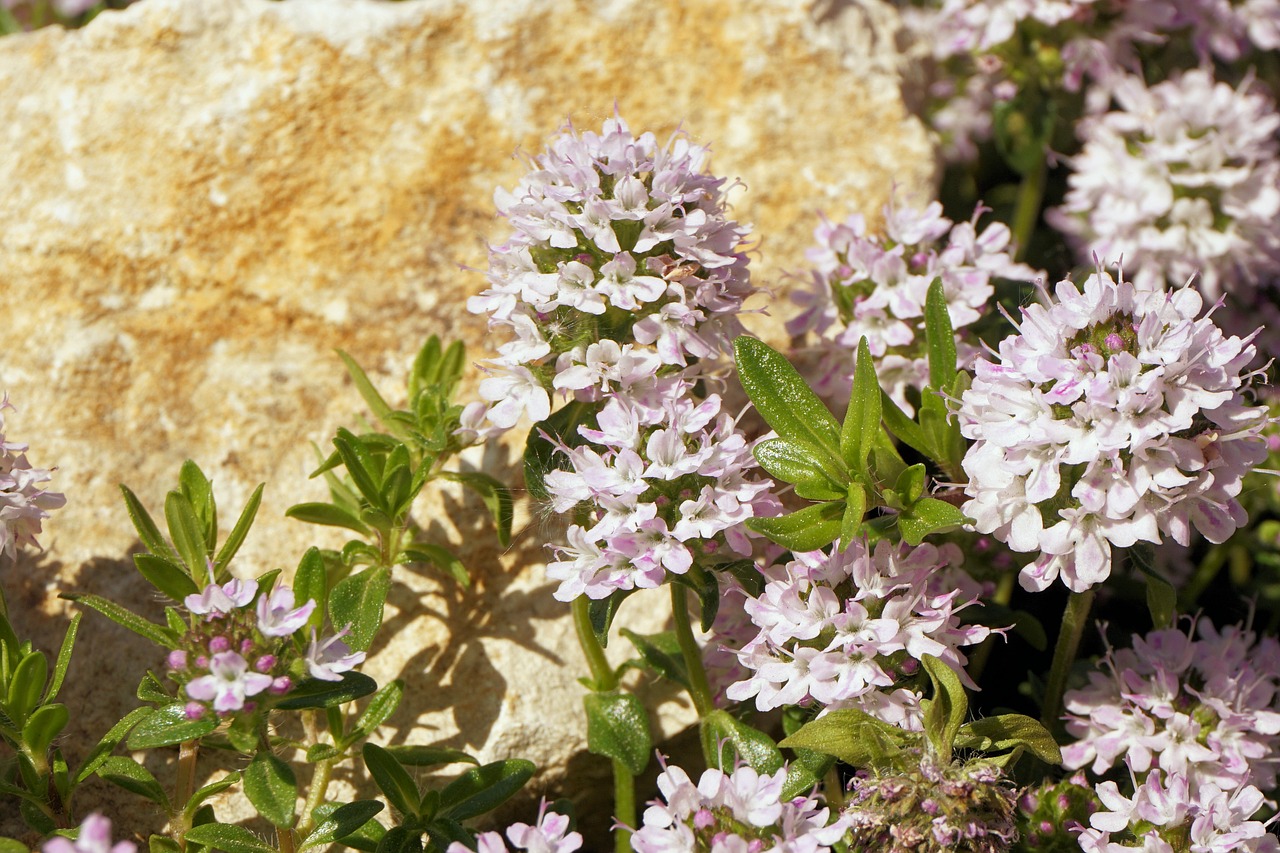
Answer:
184;650;273;713
306;628;366;681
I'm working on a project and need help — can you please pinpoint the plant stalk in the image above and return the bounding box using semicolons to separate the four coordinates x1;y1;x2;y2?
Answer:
1040;589;1095;734
966;570;1016;683
296;756;336;837
175;739;200;850
670;585;715;718
1011;153;1048;263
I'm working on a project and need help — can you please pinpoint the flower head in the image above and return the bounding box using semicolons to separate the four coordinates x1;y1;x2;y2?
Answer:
306;627;366;681
0;396;66;561
43;814;136;853
184;650;273;713
255;586;317;637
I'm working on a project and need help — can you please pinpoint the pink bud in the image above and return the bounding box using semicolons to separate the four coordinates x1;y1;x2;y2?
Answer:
1104;332;1125;352
167;650;188;670
255;655;276;673
195;655;209;668
184;702;205;720
209;636;231;653
270;676;292;695
693;808;714;829
241;638;254;655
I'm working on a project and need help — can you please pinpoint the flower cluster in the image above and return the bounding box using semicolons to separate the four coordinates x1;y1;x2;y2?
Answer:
43;814;135;853
1014;772;1102;852
1049;71;1280;300
168;578;364;717
1063;619;1280;792
1077;769;1278;852
543;374;779;601
788;199;1038;414
450;802;582;853
957;267;1268;592
724;539;992;726
631;758;851;853
466;114;753;434
0;396;66;561
841;752;1019;852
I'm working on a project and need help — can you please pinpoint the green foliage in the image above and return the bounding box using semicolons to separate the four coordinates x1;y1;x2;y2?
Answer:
584;691;652;776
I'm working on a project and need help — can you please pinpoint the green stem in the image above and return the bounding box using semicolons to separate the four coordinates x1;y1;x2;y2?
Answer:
296;757;335;837
1011;153;1048;263
670;585;714;718
966;570;1016;683
175;740;199;850
611;759;636;853
277;826;295;853
1040;589;1095;734
823;766;845;811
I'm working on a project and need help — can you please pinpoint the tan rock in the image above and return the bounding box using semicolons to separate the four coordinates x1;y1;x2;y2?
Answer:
0;0;933;842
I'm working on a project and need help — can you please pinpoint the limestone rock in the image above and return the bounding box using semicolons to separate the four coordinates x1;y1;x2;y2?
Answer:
0;0;934;840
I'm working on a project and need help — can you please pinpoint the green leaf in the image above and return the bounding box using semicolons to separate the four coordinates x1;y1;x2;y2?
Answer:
293;547;329;633
779;708;912;767
894;465;927;506
524;400;594;503
401;545;469;588
119;484;181;563
338;350;397;426
587;589;637;648
671;564;719;632
98;756;170;810
7;651;47;723
20;800;55;836
841;337;882;476
441;472;514;549
921;656;967;763
0;838;29;853
286;502;373;536
362;743;421;819
306;744;340;763
925;279;958;391
301;801;385;851
584;691;651;776
61;594;180;650
134;554;199;601
178;460;218;552
1131;544;1176;629
126;704;219;750
150;836;181;853
841;483;866;547
22;704;68;755
45;613;80;705
333;429;388;513
733;337;844;473
183;824;276;853
699;710;784;773
745;501;843;552
214;483;264;576
166;491;210;583
329;566;391;653
382;746;478;769
753;439;844;501
371;826;417;853
352;680;404;743
619;629;689;691
898;497;969;546
183;772;242;820
956;714;1062;766
244;752;297;828
879;391;934;460
275;672;378;710
76;707;153;783
438;759;535;822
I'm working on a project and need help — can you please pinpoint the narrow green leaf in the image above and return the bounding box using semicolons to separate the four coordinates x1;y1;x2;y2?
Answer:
895;465;927;506
183;772;242;820
0;779;52;808
275;672;378;710
925;278;958;390
134;554;199;601
362;743;421;819
98;756;170;810
841;337;882;476
879;391;934;460
126;704;219;750
20;800;55;835
733;337;845;472
61;594;180;650
293;547;329;633
1131;544;1176;628
584;692;652;776
778;708;911;767
439;759;535;821
338;350;397;426
7;651;47;723
619;629;690;691
45;613;80;704
333;430;387;513
301;801;385;851
244;752;297;828
841;483;866;547
922;656;967;763
753;439;844;500
329;566;391;653
76;707;153;783
214;483;264;576
0;839;27;853
306;744;340;763
178;460;218;552
22;704;68;755
956;714;1062;766
524;400;594;503
898;497;970;546
409;336;443;402
587;589;637;648
383;746;478;769
352;680;404;743
183;824;276;853
150;836;181;853
119;484;180;562
699;710;784;773
745;501;843;552
440;471;514;549
401;545;469;588
286;502;372;536
166;491;210;582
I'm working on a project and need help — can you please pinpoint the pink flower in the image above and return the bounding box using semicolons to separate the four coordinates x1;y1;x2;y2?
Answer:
306;627;366;681
255;585;317;637
184;651;273;713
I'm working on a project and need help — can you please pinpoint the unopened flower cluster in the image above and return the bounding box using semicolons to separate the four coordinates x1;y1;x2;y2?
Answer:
1049;71;1280;299
0;396;66;561
466;115;753;435
841;752;1019;853
957;268;1268;592
631;759;851;853
788;199;1038;414
725;539;992;727
168;577;364;717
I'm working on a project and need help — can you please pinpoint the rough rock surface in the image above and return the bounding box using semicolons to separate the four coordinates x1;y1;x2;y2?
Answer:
0;0;934;840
